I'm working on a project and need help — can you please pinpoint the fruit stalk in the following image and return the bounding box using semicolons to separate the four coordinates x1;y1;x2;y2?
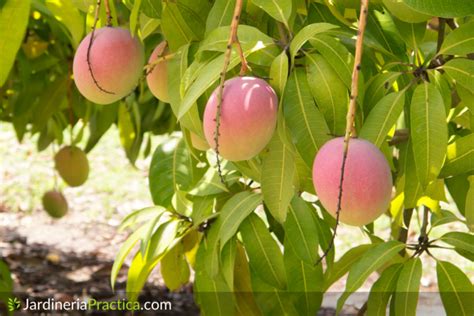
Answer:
144;50;176;76
86;0;114;95
104;0;112;27
214;0;249;183
317;0;369;265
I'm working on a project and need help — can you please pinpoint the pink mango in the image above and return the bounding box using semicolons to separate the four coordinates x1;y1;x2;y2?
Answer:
203;76;278;161
312;137;393;226
146;41;170;103
73;27;144;104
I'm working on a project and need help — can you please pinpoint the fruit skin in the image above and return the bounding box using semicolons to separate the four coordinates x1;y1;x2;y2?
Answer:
312;137;393;226
42;190;68;219
73;27;145;105
146;41;170;103
55;146;90;187
190;132;209;151
203;76;278;161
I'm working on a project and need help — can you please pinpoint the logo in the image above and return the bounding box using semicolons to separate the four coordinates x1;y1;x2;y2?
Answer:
7;297;21;312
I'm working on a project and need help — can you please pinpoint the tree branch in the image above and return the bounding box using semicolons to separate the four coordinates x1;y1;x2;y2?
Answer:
213;0;249;183
316;0;370;265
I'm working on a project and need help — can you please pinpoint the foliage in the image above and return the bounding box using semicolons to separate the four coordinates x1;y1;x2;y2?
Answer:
0;0;473;315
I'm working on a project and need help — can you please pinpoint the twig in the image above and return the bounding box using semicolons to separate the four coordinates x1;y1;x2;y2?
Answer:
87;0;115;95
445;18;458;30
316;0;370;266
409;206;431;258
67;67;74;145
213;0;249;184
436;18;446;53
357;302;368;316
104;0;112;27
429;18;448;69
419;206;429;243
388;129;410;146
52;142;59;190
397;208;414;256
144;51;177;76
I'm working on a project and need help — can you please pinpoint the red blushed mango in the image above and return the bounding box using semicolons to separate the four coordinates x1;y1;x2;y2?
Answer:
203;76;278;161
146;41;170;103
73;27;144;104
312;137;393;226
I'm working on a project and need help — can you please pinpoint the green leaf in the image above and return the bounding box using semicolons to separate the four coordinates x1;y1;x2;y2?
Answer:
289;23;338;64
194;238;235;315
306;54;348;136
218;191;263;249
440;232;474;255
366;10;406;60
312;211;335;266
367;264;403;316
234;242;262;315
85;103;119;152
118;103;136;154
252;0;292;28
179;43;273;118
439;21;474;55
46;0;83;47
111;224;149;289
269;51;289;96
398;141;422;208
240;213;287;290
145;219;181;261
284;197;319;264
166;45;203;135
129;0;142;35
436;260;474;316
261;133;295;224
119;206;166;231
189;166;229;196
393;19;426;50
284;244;323;316
161;2;199;51
220;237;237;289
140;212;167;257
283;69;330;169
32;77;67;132
205;0;235;33
360;91;406;148
443;59;474;94
0;0;30;86
161;244;190;291
430;209;462;228
140;15;160;39
336;241;405;313
198;25;276;54
466;176;474;231
324;244;373;291
311;34;353;88
394;258;422;316
440;134;474;177
404;0;474;18
446;175;470;216
382;0;431;23
410;82;448;188
149;137;192;207
140;0;161;18
364;72;401;114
